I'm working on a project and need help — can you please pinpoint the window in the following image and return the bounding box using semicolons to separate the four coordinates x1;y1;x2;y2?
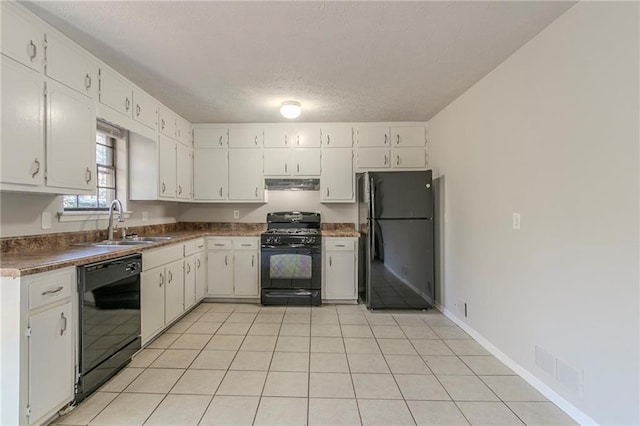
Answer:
63;130;117;210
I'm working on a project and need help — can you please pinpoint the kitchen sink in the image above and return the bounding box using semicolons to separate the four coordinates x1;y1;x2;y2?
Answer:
130;236;175;242
90;240;155;247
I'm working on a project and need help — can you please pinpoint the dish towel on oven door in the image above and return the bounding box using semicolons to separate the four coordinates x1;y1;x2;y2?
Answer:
270;254;312;279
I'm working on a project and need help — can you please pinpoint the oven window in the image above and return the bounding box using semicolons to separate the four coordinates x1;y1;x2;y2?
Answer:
270;254;312;279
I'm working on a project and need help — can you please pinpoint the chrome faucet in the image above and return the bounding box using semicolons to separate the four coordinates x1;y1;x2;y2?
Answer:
107;199;124;241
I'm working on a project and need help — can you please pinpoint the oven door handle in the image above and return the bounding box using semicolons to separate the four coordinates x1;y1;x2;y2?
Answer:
261;244;318;250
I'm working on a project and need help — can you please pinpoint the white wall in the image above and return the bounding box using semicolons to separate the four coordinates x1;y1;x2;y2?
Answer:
429;2;639;425
179;190;357;224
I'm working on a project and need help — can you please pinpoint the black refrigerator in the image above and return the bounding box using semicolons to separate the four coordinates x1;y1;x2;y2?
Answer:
363;170;435;310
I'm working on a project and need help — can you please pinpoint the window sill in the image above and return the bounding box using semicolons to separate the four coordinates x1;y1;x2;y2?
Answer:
57;211;132;223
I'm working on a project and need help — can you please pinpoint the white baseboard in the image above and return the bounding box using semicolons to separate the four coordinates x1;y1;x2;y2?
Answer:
435;302;597;426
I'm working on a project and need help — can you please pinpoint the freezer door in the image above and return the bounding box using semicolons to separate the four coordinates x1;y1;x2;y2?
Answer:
369;171;433;219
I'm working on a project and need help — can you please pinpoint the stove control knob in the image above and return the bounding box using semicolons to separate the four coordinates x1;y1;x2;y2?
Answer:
303;236;316;244
267;236;281;245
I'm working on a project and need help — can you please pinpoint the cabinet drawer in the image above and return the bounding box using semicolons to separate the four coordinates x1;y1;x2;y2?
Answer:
143;244;183;271
233;238;259;250
184;238;206;256
28;268;74;310
325;239;355;251
207;238;232;250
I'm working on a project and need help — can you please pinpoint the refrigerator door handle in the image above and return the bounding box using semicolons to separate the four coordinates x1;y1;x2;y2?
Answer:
369;177;376;262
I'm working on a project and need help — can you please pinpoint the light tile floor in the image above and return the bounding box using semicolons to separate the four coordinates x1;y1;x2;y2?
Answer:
53;303;577;426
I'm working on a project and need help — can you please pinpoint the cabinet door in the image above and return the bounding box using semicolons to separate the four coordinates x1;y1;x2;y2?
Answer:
321;126;353;148
234;251;259;296
159;106;177;139
184;255;196;310
357;148;391;170
194;252;207;301
321;148;353;202
390;126;426;147
46;80;96;192
228;149;264;200
141;268;166;343
45;32;95;98
264;148;291;177
158;135;177;199
293;148;321;176
176;142;192;200
1;58;44;187
194;127;227;148
165;259;185;324
264;127;291;148
98;67;132;117
229;127;263;148
356;126;390;148
28;302;73;422
1;3;43;72
325;251;357;300
208;251;234;296
132;89;158;130
293;125;321;147
393;148;427;169
176;116;192;145
193;148;227;200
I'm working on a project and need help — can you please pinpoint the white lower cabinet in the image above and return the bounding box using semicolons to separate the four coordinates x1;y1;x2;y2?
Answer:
0;267;76;426
323;238;358;302
164;259;185;324
207;237;260;298
184;239;206;310
194;251;207;301
140;267;166;342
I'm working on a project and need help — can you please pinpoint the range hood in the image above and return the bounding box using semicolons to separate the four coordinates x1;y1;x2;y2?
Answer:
265;178;320;191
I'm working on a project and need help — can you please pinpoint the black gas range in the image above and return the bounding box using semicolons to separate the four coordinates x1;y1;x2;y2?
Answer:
260;212;322;306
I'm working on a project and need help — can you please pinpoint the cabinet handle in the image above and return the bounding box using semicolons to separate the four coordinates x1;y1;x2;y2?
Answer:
296;163;300;173
255;187;258;197
60;313;67;336
254;135;258;145
85;168;92;183
214;243;225;246
327;134;330;145
136;104;141;117
219;187;223;197
196;258;201;268
28;40;37;59
224;255;228;266
161;119;165;130
159;273;164;287
178;185;183;195
85;74;92;90
384;133;388;145
384;155;388;165
168;270;173;283
218;135;223;146
326;188;330;197
396;155;400;166
396;134;400;145
41;286;63;296
285;163;288;173
284;135;288;145
241;243;251;247
251;255;255;267
125;97;131;112
187;263;191;274
329;256;332;267
162;182;166;193
297;135;300;145
31;158;40;178
335;244;346;247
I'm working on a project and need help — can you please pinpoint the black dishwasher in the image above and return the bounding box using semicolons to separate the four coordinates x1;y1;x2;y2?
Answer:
76;254;142;403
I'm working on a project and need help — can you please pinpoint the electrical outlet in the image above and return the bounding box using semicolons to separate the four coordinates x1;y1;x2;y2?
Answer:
233;210;240;219
512;212;521;230
41;212;52;230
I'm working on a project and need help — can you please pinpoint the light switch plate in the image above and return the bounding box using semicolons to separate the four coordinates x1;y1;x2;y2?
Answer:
41;212;52;229
512;212;521;230
233;210;240;219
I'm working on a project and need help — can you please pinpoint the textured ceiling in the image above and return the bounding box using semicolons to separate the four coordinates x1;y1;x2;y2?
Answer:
23;1;575;123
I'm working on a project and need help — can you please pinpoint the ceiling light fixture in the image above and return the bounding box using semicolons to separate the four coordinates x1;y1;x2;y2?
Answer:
280;101;302;119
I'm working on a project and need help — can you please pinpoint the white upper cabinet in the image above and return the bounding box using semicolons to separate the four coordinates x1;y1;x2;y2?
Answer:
229;127;263;148
263;148;291;177
357;148;391;170
159;106;177;139
393;147;427;168
293;125;321;147
132;89;158;130
321;125;353;148
98;67;132;117
1;2;43;73
176;142;192;199
194;127;228;148
390;126;426;147
176;116;192;145
158;135;177;199
356;126;390;147
46;80;96;193
193;148;227;200
321;148;354;202
264;126;292;148
1;58;45;187
228;149;264;201
293;149;321;176
45;31;96;99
